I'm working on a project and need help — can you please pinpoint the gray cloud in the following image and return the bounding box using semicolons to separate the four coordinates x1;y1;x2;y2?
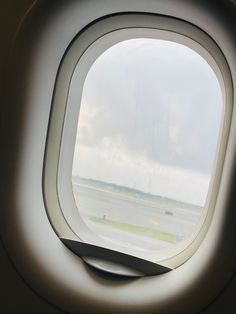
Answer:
77;39;222;174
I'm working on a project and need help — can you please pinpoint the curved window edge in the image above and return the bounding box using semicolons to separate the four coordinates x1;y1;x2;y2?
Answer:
43;13;233;275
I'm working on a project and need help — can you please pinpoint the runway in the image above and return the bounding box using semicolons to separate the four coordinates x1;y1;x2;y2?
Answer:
73;182;202;252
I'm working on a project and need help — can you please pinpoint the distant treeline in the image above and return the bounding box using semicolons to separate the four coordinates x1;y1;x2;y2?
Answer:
72;176;202;211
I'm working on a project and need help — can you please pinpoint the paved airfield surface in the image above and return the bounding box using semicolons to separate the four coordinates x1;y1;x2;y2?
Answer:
73;183;201;252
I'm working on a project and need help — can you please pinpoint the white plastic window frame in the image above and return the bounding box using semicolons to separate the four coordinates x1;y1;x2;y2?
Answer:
44;14;232;270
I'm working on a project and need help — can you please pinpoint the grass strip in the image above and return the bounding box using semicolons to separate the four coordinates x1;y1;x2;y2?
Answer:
89;216;177;243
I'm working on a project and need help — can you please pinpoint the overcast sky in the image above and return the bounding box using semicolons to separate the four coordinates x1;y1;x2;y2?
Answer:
72;39;222;206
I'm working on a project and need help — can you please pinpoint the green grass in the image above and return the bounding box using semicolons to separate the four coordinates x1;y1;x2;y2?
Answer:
89;216;177;243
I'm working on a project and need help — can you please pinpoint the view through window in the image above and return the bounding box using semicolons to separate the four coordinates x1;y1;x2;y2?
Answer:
72;38;222;252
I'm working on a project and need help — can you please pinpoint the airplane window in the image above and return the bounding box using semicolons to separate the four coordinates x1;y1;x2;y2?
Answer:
4;2;234;312
72;38;223;257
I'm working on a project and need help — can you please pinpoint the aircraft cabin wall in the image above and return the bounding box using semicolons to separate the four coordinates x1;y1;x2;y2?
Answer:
0;1;235;313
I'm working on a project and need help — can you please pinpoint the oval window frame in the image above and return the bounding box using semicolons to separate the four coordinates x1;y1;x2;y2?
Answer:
44;13;233;269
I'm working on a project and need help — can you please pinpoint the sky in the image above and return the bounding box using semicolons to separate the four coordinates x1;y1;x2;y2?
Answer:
72;39;223;206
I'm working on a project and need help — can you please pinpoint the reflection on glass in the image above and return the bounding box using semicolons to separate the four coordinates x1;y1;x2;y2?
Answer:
72;39;222;252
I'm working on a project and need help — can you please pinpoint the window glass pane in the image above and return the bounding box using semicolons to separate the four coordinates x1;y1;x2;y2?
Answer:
72;39;222;252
